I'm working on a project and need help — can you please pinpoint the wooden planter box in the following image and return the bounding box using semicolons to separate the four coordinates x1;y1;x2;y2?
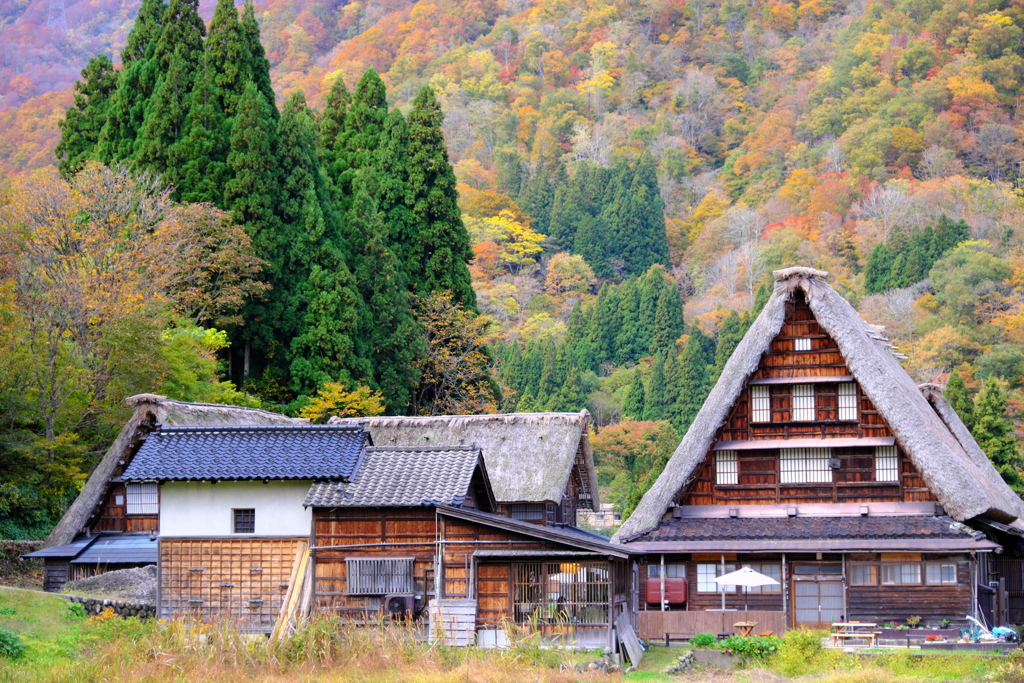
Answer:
876;628;961;640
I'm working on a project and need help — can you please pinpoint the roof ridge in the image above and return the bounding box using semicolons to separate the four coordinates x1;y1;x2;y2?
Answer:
366;445;480;452
155;424;364;433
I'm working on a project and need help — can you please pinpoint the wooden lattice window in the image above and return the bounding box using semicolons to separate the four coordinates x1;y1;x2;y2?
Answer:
750;385;771;423
779;448;832;484
126;482;158;515
510;503;545;521
792;384;815;421
233;509;255;534
794;338;812;351
512;562;609;625
716;451;738;485
345;557;414;595
838;383;858;421
874;446;899;482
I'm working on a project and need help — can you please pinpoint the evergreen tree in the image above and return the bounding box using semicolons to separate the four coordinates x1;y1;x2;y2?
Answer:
644;352;667;421
347;173;424;411
549;366;587;412
636;266;663;354
224;82;285;378
574;215;608;278
169;53;230;204
933;214;970;254
650;286;685;357
376;110;416;268
521;341;544;401
711;310;744;382
95;43;160;162
406;85;476;308
598;165;632;275
205;0;250;116
752;283;770;315
495;147;527;198
589;283;622;365
623;370;646;420
153;0;206;74
972;380;1023;493
535;341;560;406
519;165;555;236
500;341;524;398
614;279;642;364
864;242;894;294
55;55;117;177
671;332;712;433
136;46;197;170
945;368;975;432
122;0;166;64
662;349;682;425
318;76;350;175
240;0;277;114
332;69;389;209
887;253;908;290
622;154;669;276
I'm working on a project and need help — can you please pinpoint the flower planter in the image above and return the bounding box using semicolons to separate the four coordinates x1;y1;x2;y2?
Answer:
876;628;960;640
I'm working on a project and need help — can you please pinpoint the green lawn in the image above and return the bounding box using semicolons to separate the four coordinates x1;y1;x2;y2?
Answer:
0;587;93;668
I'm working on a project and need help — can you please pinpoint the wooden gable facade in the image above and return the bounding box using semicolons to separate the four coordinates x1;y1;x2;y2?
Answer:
678;295;934;508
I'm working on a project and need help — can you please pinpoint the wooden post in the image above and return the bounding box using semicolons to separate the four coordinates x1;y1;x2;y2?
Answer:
660;554;666;612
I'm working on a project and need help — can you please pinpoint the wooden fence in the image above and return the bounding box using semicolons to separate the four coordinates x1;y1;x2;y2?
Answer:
638;610;789;640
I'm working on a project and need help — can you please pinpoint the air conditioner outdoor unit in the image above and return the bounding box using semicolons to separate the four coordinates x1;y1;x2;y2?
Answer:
384;594;415;619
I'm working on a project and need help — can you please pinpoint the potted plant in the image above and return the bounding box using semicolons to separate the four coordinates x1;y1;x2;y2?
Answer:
908;616;922;629
940;619;951;629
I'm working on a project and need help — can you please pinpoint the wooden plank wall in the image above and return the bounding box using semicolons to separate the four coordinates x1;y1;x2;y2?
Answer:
159;537;303;632
639;559;784;612
680;294;935;507
847;562;973;624
638;610;789;639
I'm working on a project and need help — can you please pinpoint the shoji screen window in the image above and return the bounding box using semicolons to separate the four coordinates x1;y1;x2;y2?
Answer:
794;338;812;351
780;448;832;484
126;482;158;515
716;451;738;485
792;384;815;421
838;383;858;420
875;446;899;482
750;385;771;423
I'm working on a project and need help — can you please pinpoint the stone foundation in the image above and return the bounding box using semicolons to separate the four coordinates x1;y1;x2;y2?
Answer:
63;594;156;619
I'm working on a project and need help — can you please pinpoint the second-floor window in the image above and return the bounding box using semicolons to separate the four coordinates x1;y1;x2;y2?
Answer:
838;382;858;420
780;447;832;484
875;446;899;482
792;384;815;421
751;385;771;422
794;338;812;351
716;451;738;485
126;482;158;515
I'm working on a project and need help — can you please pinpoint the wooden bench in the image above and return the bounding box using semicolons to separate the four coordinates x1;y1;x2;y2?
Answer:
830;631;878;647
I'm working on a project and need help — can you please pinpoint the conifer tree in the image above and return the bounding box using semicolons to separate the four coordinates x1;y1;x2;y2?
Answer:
887;253;908;290
406;85;476;309
169;53;230;204
376;110;416;267
945;368;975;432
623;369;646;420
95;43;160;162
549;366;587;412
318;76;350;176
623;154;669;276
671;332;712;433
589;283;622;365
864;242;894;294
122;0;166;64
518;166;555;236
614;280;642;365
644;352;667;421
153;0;206;74
972;380;1023;493
55;55;118;177
136;46;197;170
224;82;285;377
331;69;389;211
500;341;524;399
240;0;277;115
535;341;560;406
650;287;685;358
752;283;770;315
932;214;970;254
206;0;250;116
711;310;744;382
347;173;424;411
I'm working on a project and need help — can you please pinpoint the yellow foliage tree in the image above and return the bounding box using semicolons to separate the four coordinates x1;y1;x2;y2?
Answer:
684;191;730;242
298;383;386;423
464;210;545;274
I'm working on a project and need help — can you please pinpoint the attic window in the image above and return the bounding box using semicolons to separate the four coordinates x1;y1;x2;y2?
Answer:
779;448;832;484
838;383;858;421
126;483;158;515
874;446;899;482
794;338;811;351
510;503;545;521
750;386;771;423
716;451;738;485
792;384;815;421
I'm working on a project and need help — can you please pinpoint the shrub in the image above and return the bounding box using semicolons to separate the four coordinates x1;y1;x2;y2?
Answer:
65;602;86;619
690;632;719;648
0;626;24;660
721;634;781;660
770;629;839;677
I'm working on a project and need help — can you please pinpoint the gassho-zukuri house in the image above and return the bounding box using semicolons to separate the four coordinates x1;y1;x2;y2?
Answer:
614;267;1024;638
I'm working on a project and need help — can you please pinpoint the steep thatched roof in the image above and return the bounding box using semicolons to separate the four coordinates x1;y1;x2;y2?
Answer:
329;411;600;508
614;267;1024;542
46;395;303;547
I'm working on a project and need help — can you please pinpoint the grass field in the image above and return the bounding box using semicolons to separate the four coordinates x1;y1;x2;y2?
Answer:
0;587;1022;682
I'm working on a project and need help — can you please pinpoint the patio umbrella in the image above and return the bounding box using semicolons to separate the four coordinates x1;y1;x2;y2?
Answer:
715;566;780;611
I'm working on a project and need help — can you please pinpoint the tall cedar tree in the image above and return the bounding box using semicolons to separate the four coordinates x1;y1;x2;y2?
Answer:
331;69;388;213
206;0;251;117
318;76;351;178
376;110;417;270
347;172;424;411
153;0;205;74
241;0;277;117
169;52;230;205
671;331;712;432
972;380;1023;492
643;352;667;421
121;0;166;63
136;46;199;170
623;370;646;420
406;86;477;309
518;166;555;236
614;280;641;365
650;287;685;357
711;310;745;382
95;42;160;162
623;154;670;276
55;55;117;177
224;82;285;378
945;368;975;431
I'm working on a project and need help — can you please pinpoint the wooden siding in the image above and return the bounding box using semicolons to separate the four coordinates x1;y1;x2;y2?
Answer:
679;296;936;507
159;537;303;632
639;558;784;612
43;561;70;592
846;562;973;624
638;610;789;639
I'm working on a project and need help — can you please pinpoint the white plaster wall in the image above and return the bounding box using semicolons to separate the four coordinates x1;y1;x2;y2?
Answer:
159;480;312;536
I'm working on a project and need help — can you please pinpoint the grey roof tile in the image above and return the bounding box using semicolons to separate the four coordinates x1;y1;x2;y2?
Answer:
71;535;158;564
305;446;481;507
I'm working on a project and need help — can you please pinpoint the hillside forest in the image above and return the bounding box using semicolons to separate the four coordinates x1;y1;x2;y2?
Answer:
4;0;1024;538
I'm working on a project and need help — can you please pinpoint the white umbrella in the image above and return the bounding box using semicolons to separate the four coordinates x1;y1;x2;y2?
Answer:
714;566;780;611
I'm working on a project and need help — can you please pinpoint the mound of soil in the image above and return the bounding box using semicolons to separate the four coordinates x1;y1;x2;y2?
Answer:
62;565;157;603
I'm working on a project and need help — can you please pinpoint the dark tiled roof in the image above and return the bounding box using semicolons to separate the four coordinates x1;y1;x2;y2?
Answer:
22;536;92;559
122;425;367;482
631;515;981;543
305;446;481;507
71;535;157;565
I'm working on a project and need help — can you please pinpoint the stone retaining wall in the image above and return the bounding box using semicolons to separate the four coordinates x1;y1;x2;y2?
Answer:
63;594;156;619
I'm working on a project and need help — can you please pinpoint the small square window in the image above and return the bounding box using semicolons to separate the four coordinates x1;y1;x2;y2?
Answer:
794;338;811;351
233;509;255;534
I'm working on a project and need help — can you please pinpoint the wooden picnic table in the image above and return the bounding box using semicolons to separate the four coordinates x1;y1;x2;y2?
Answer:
831;622;878;647
733;621;757;637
